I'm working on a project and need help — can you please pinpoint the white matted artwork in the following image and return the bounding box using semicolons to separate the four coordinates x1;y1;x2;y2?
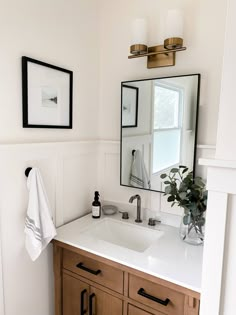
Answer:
122;85;139;128
22;56;73;128
41;86;58;108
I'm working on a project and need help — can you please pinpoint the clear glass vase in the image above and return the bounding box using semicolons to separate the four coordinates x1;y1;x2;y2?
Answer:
179;213;205;245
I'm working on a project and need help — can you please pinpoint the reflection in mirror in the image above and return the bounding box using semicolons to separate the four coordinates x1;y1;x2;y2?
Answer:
120;74;200;193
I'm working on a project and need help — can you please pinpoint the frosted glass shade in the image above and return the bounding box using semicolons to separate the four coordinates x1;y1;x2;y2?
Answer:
131;18;148;45
165;9;184;39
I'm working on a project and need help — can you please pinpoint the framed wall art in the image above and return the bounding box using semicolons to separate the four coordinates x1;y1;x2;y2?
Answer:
22;56;73;128
121;85;139;128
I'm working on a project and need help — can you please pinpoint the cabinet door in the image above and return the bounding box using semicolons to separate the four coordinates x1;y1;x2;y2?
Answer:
63;273;89;315
128;304;154;315
89;286;123;315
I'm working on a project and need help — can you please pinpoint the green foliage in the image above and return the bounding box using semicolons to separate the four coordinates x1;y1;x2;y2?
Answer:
160;166;208;225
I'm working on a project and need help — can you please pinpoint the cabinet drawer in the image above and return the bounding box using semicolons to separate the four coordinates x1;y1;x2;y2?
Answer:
129;274;185;315
63;249;124;294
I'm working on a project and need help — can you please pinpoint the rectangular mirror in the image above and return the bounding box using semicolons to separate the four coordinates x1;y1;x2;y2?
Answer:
120;74;200;193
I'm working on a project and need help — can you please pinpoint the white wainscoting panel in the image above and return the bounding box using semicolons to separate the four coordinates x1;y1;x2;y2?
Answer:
200;190;228;315
195;145;216;178
99;141;215;226
62;153;98;224
0;141;99;315
98;141;160;218
0;231;4;315
199;158;236;315
220;194;236;315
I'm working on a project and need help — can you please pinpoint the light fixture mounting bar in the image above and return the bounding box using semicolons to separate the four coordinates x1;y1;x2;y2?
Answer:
128;44;187;68
128;46;186;59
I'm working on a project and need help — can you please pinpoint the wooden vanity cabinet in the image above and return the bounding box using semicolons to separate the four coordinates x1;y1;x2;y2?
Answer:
53;241;200;315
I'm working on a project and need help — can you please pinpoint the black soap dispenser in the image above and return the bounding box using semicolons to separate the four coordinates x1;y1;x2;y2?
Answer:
92;191;101;219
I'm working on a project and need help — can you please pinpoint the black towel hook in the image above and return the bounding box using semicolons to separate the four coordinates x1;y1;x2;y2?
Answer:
25;167;32;177
132;150;136;156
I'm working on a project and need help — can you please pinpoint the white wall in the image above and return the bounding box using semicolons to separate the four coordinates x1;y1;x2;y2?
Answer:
0;0;100;143
98;0;227;145
202;0;236;313
0;1;100;314
97;0;226;217
215;0;236;160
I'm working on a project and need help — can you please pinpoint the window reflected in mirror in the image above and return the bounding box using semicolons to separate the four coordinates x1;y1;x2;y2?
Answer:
120;74;200;193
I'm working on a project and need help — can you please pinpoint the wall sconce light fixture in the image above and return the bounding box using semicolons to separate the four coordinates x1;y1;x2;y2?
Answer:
129;10;186;69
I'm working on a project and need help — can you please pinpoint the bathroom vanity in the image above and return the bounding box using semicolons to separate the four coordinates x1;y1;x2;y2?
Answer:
53;214;202;315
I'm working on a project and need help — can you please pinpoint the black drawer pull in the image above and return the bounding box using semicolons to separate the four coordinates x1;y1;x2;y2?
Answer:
80;289;87;315
76;262;101;275
89;293;96;315
137;288;170;306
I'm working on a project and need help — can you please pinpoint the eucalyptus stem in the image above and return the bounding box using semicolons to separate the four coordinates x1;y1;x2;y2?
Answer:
161;165;207;244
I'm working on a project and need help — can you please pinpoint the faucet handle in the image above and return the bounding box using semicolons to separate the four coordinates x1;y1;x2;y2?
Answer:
122;212;129;220
148;218;161;226
119;211;129;220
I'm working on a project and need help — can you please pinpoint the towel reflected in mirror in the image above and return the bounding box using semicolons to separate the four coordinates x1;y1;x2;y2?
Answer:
130;149;151;189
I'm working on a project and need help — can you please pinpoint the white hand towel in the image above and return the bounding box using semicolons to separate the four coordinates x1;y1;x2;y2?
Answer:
130;150;151;189
24;168;56;261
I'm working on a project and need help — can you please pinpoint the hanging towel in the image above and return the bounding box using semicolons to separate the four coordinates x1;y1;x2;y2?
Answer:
130;150;151;189
24;168;56;261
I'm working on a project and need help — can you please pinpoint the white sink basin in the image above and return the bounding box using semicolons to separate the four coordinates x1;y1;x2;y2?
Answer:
81;218;164;252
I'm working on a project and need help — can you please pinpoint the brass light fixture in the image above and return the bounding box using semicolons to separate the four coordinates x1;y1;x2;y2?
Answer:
129;10;186;69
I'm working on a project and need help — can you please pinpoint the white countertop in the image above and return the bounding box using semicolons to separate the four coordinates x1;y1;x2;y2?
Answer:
55;213;203;293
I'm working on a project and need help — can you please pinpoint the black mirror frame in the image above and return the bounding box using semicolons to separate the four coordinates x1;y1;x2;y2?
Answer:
120;73;201;193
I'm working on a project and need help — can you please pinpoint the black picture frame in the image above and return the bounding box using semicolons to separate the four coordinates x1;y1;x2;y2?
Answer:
121;85;139;128
22;56;73;129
